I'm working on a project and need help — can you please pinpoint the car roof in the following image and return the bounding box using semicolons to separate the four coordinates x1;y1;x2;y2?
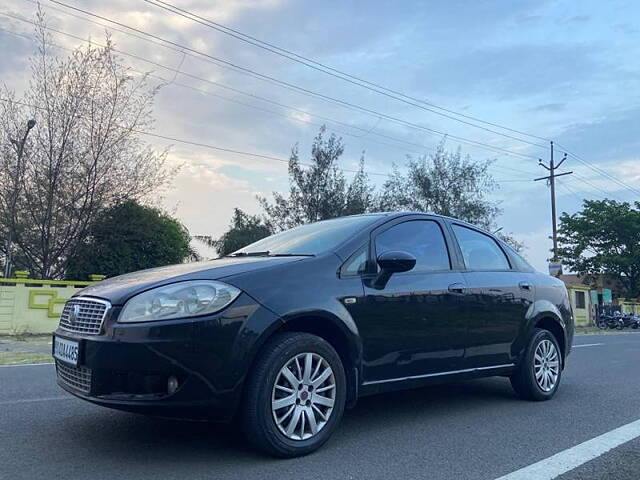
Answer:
348;211;498;238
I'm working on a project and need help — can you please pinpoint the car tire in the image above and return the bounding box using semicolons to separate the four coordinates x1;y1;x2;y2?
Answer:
510;328;562;401
241;332;346;458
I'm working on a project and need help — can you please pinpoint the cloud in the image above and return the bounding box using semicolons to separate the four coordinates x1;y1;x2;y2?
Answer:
613;159;640;183
418;43;599;100
556;107;640;167
528;103;566;113
1;0;638;272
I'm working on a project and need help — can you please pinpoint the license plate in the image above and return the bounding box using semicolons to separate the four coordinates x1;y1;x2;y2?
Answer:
53;336;79;366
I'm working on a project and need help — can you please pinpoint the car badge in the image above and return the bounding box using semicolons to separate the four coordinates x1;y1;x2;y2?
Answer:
69;304;81;325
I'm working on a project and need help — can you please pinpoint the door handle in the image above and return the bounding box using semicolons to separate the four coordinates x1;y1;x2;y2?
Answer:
519;281;532;290
448;283;465;293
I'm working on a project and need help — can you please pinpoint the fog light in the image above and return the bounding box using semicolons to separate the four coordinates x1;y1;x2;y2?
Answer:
167;376;179;395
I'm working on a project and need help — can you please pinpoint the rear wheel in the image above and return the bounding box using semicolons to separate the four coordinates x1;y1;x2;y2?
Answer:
241;332;346;457
510;328;562;401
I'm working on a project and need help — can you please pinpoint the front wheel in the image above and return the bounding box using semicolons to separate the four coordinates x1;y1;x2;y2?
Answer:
510;328;562;401
241;332;346;457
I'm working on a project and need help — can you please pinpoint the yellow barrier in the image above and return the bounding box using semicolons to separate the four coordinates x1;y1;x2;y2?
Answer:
0;273;103;334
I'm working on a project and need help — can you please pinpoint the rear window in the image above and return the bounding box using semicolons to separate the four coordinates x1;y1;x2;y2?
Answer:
452;224;510;271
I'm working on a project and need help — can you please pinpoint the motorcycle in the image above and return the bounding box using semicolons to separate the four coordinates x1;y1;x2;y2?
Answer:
597;311;640;330
596;311;625;330
620;313;640;329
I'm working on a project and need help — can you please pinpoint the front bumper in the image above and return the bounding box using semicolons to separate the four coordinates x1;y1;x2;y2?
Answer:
53;293;280;422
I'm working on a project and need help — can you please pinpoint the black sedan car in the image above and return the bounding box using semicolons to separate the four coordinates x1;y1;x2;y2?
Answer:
53;212;573;457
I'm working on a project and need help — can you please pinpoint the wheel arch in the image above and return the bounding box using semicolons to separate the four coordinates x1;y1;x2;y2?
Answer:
533;316;567;362
246;311;362;408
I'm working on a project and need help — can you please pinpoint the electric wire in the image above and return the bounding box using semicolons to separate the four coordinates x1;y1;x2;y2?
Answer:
0;96;529;185
15;4;544;160
555;143;640;197
4;8;634;195
2;9;544;163
141;0;552;145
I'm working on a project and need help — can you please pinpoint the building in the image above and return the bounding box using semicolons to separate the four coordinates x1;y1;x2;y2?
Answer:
559;273;639;325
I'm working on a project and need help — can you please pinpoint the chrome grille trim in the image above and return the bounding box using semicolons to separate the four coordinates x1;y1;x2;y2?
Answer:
55;360;92;394
58;296;111;335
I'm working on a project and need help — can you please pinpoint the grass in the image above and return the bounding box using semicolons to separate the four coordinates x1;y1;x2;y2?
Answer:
1;333;52;344
0;334;53;365
0;352;52;366
575;326;640;335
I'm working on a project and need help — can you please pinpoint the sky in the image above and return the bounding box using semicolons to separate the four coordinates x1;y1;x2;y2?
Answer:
1;0;639;271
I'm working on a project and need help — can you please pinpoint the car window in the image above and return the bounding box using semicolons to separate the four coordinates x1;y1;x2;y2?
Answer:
234;214;383;256
504;244;535;272
452;225;511;271
375;220;450;272
341;246;369;275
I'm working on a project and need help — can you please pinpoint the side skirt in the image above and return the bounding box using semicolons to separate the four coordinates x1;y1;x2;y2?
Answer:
358;364;515;397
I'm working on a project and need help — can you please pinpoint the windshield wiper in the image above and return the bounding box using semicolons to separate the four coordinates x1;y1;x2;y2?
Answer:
227;251;271;257
226;251;315;258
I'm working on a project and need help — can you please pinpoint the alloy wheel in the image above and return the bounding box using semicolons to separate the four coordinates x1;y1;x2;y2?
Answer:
271;352;336;441
533;339;559;392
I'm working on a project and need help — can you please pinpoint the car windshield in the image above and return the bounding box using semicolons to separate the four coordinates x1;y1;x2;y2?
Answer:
232;215;383;256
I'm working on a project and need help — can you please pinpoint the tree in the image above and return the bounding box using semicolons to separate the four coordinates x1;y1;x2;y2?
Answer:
0;11;171;278
557;199;640;298
376;141;500;230
0;95;36;276
259;126;374;231
66;201;191;279
212;129;522;256
195;208;272;257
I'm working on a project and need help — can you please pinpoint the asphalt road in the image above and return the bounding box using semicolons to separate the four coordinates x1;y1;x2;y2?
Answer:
1;333;639;480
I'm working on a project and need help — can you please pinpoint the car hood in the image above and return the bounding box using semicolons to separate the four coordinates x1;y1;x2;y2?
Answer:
75;256;306;305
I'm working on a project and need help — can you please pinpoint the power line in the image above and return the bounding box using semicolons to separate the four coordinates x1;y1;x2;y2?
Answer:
569;172;626;202
556;179;587;203
24;4;543;161
12;2;635;206
0;17;540;173
0;8;537;163
139;0;640;199
2;13;428;157
554;143;640;197
5;10;626;194
142;0;551;145
0;22;541;184
0;96;528;185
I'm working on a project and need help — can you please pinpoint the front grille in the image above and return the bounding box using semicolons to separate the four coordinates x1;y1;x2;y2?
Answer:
58;297;110;335
56;360;92;394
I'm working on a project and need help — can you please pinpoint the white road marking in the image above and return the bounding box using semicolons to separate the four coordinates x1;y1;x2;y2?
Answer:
0;396;71;406
495;418;640;480
0;362;54;368
573;343;604;348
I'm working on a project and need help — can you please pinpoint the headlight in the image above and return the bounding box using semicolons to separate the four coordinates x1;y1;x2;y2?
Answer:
119;280;241;323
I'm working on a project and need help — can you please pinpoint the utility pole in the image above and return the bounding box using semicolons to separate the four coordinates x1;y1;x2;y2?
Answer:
535;141;572;264
3;119;36;278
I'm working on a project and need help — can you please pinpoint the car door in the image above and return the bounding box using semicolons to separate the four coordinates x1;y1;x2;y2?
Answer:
449;223;535;369
345;217;467;384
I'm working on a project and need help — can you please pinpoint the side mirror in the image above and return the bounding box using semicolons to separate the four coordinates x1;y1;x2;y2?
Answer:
370;250;416;288
377;250;416;273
